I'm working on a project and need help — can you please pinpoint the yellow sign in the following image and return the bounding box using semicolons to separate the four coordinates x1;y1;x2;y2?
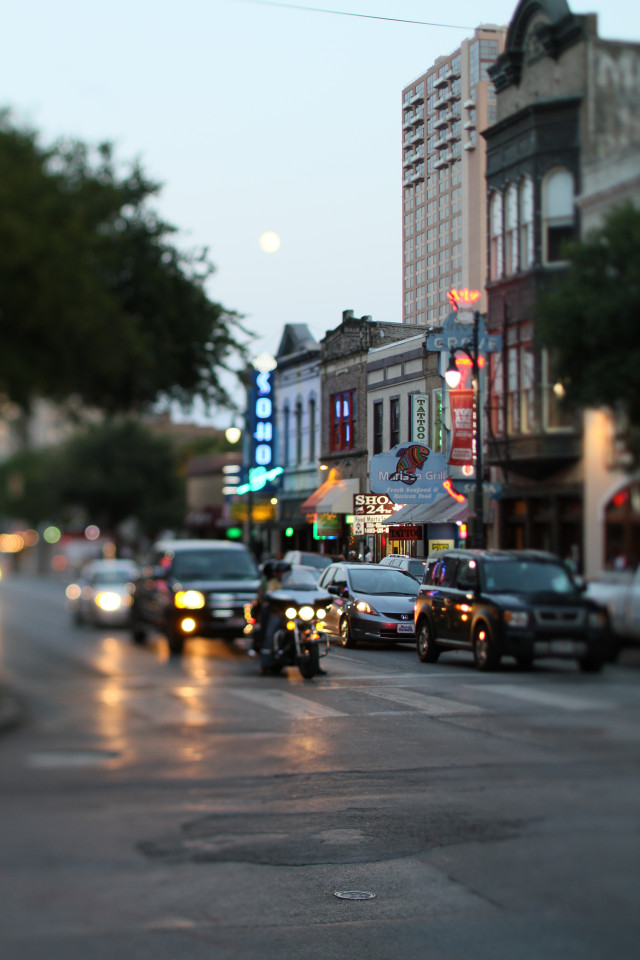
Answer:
231;502;275;523
428;539;454;553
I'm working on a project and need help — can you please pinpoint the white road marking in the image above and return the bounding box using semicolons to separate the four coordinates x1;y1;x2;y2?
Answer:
231;688;346;719
363;686;485;716
474;684;616;712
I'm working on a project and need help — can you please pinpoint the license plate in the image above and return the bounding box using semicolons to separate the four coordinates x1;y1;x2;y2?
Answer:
535;640;585;655
397;623;414;634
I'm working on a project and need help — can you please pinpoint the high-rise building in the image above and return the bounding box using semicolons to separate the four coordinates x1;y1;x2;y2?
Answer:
401;24;507;326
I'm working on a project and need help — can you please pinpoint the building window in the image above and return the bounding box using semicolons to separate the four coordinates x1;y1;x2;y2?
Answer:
520;343;535;433
432;389;443;451
542;350;574;430
373;401;383;455
330;391;356;452
519;176;534;270
507;344;519;434
490;191;504;280
543;168;575;264
390;397;401;447
505;183;519;275
295;401;303;464
489;353;505;436
308;398;316;461
282;405;290;465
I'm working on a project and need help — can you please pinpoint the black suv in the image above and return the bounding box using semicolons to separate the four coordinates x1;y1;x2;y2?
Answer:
413;549;611;672
131;539;260;655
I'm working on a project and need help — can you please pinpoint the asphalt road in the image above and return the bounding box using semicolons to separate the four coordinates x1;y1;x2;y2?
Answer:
1;571;639;960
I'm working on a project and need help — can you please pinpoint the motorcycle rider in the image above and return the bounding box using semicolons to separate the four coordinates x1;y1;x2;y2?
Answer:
257;560;290;674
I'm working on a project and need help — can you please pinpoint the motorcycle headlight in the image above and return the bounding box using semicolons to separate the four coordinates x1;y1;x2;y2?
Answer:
174;590;205;610
298;605;315;621
355;600;378;615
504;610;530;628
315;608;327;619
285;606;298;619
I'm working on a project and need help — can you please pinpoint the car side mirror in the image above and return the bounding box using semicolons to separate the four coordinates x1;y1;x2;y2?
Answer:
327;584;340;596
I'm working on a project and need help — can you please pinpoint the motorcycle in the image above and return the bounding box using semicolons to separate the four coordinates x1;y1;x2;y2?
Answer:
244;578;332;679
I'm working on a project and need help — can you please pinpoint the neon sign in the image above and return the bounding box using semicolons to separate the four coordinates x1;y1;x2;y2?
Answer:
443;478;466;503
249;368;276;469
447;288;482;310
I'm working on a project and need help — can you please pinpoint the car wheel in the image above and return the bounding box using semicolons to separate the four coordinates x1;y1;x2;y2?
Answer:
416;618;440;663
339;617;356;648
473;622;500;671
578;655;604;673
298;645;320;679
130;610;147;645
515;655;534;670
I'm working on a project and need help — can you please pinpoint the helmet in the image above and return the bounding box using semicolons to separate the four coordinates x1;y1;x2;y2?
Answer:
274;560;291;576
262;560;276;579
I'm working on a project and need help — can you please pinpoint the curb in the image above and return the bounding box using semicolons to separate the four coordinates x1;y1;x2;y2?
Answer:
0;684;27;733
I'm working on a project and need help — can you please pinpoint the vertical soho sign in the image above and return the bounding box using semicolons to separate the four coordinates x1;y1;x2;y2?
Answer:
249;369;275;468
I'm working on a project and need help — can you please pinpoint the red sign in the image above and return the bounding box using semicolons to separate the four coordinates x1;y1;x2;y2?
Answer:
387;525;421;540
448;390;474;466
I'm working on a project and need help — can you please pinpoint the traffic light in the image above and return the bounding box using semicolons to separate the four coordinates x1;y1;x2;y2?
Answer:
459;522;468;540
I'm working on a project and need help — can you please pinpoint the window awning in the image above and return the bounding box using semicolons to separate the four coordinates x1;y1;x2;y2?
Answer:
382;495;468;525
300;477;360;515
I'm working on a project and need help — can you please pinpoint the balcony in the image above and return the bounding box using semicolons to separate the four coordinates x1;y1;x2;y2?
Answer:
463;141;476;151
464;98;476;110
403;112;415;129
403;152;415;167
446;66;460;80
409;130;424;144
464;119;476;130
434;137;449;151
412;107;425;123
434;74;448;88
434;154;451;169
434;113;449;130
411;169;425;182
446;129;459;142
435;94;449;110
410;90;424;104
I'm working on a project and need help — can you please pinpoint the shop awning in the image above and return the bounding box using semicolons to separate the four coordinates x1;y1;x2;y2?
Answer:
300;476;360;515
382;495;468;525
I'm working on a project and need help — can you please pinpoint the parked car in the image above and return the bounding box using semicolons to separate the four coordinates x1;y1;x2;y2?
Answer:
413;549;611;672
379;554;431;582
66;558;140;627
586;567;640;650
283;550;334;574
130;539;260;655
317;562;420;647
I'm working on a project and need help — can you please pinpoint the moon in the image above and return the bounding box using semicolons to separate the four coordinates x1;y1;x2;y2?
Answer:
259;231;281;253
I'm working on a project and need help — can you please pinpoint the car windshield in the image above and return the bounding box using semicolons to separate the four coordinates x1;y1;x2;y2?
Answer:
484;560;577;595
408;560;428;580
171;550;258;580
89;569;137;585
282;568;321;589
349;568;418;595
297;554;332;570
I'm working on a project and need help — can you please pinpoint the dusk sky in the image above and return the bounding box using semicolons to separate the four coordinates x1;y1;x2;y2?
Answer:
2;0;637;425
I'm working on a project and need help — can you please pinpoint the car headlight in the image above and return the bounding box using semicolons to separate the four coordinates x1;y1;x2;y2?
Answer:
588;609;608;630
504;610;530;628
174;590;205;610
355;600;379;615
95;591;122;612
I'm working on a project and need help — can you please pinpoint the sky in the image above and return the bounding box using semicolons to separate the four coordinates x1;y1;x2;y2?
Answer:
2;0;639;426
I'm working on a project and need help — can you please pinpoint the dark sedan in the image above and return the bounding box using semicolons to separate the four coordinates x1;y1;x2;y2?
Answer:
317;562;419;647
414;549;611;672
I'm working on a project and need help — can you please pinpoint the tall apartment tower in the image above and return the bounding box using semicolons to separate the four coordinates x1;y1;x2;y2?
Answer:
402;24;506;326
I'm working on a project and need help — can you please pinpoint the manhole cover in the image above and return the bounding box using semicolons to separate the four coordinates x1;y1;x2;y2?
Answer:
334;891;376;900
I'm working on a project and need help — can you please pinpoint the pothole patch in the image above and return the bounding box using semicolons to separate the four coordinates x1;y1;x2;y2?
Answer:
138;810;527;867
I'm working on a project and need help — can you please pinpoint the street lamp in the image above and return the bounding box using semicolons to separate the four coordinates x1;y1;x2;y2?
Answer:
444;309;486;549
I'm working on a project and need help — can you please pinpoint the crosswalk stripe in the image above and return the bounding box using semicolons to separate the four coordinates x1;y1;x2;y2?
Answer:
363;686;485;716
474;683;615;712
231;688;346;719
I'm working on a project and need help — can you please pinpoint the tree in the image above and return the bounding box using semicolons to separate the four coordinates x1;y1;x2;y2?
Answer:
0;420;186;540
0;112;251;417
538;202;640;465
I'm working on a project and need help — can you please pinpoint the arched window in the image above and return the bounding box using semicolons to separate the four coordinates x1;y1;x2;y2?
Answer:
543;168;574;264
308;397;316;462
282;405;290;465
505;183;519;275
490;191;504;280
295;401;303;465
519;176;534;270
